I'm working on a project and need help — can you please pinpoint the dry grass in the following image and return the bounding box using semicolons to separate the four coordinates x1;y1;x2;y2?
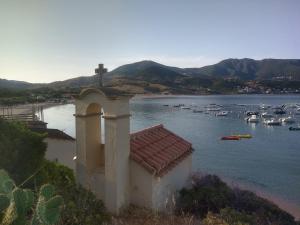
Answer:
106;206;201;225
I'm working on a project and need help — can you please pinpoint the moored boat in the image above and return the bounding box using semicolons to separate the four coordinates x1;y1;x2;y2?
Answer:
232;134;252;139
246;111;259;116
259;104;271;110
181;106;191;110
247;115;259;123
207;107;221;112
193;109;203;113
216;111;229;116
274;109;286;115
289;126;300;131
221;136;240;140
264;119;281;126
280;116;295;124
261;112;273;119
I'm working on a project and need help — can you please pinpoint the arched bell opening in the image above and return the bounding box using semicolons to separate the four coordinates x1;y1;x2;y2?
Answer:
85;103;105;173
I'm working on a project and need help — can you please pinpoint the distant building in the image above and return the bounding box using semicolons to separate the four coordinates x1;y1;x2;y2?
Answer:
30;128;76;170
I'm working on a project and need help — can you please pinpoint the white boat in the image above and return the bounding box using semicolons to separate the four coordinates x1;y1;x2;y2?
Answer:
259;104;270;110
280;116;295;124
261;112;273;119
193;109;203;113
247;115;259;123
216;111;228;116
264;119;281;126
207;107;221;112
181;106;191;110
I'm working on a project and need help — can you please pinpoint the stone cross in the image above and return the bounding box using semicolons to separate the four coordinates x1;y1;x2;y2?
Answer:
95;64;107;87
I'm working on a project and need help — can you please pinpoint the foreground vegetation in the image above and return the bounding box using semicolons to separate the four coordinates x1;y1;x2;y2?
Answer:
0;170;63;225
0;119;110;224
0;119;299;224
177;174;299;225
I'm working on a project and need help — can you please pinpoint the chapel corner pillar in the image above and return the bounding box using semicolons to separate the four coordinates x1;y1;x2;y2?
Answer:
74;105;88;188
103;113;131;214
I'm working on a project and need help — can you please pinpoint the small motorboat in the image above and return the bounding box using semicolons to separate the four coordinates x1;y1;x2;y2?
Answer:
247;115;259;123
261;112;273;119
289;126;300;131
264;119;281;126
216;111;229;116
174;104;184;108
280;116;295;124
163;104;169;107
274;109;286;115
193;109;203;113
232;134;252;139
259;104;271;110
181;106;191;110
273;105;285;110
207;107;221;112
221;136;240;141
246;111;259;116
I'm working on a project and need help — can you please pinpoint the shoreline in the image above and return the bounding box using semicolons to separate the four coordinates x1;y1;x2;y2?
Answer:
220;175;300;220
132;93;300;100
0;102;69;116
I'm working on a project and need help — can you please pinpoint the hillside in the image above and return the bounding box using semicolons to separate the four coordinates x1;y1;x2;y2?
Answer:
0;78;35;89
1;58;300;94
188;58;300;80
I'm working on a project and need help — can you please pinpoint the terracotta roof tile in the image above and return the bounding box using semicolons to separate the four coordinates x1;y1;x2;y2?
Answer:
130;124;193;177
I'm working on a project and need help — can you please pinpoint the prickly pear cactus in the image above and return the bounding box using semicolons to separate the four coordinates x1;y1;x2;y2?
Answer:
0;170;63;225
31;184;63;225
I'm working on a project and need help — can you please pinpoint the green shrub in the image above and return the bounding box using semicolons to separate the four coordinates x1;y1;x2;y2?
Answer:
177;174;297;225
0;119;46;186
203;208;253;225
37;161;110;225
0;119;109;224
177;175;234;217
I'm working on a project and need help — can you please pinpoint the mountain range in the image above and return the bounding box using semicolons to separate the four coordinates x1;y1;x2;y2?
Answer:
1;58;300;94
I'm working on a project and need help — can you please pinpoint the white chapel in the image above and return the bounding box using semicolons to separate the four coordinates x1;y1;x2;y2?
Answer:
73;86;193;214
52;64;194;214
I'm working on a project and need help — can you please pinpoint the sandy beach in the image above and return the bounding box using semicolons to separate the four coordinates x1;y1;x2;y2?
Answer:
0;102;68;116
223;177;300;220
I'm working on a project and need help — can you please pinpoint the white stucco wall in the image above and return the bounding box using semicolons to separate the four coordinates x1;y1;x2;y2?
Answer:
129;155;192;212
130;160;153;208
152;155;192;212
45;138;76;170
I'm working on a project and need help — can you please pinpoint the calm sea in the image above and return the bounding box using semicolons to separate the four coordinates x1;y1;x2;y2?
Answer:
43;95;300;213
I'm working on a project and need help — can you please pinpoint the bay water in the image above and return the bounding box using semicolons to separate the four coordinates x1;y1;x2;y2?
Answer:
43;95;300;215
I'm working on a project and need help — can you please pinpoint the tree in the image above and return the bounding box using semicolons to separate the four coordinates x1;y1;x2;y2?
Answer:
0;119;47;185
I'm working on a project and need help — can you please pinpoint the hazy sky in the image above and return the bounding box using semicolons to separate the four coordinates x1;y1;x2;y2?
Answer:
1;0;300;83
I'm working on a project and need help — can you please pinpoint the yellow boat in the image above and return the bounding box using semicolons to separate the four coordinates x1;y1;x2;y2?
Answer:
233;134;252;139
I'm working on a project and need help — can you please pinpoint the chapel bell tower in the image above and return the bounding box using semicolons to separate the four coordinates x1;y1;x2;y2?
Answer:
74;64;132;214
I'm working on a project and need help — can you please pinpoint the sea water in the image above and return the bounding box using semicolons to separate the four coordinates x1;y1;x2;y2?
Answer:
43;95;300;213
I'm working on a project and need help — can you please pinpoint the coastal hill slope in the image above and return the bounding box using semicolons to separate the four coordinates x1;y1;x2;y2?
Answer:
1;58;300;94
106;60;185;84
188;58;300;80
0;78;35;89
